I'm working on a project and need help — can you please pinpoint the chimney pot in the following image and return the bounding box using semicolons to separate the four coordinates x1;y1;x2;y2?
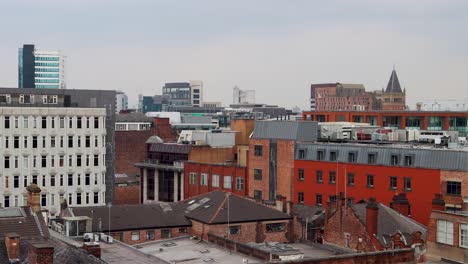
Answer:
390;193;410;216
28;242;54;264
431;193;445;211
5;233;20;262
83;242;101;259
26;183;42;213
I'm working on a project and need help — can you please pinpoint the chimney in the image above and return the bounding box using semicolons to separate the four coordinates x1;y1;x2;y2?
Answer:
5;233;20;262
390;193;410;216
275;195;287;213
26;183;42;213
28;242;54;264
83;242;101;259
431;194;445;211
366;198;379;237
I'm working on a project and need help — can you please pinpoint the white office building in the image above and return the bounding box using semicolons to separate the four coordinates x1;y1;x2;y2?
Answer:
0;107;108;216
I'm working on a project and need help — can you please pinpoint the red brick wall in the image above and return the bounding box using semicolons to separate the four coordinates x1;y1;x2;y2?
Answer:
294;160;440;225
290;249;415;264
248;139;270;200
193;220;289;244
114;185;140;205
188;146;235;164
440;170;468;208
112;227;190;245
115;130;153;174
276;140;295;201
324;205;376;252
184;162;248;199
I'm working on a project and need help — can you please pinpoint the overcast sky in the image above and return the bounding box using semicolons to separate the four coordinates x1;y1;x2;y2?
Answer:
0;0;467;109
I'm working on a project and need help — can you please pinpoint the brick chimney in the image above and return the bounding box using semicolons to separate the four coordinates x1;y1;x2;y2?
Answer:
5;233;20;262
390;193;410;217
83;242;101;259
26;183;42;213
28;242;54;264
431;193;445;211
366;198;379;237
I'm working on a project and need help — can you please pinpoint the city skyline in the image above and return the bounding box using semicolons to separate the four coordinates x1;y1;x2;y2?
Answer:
0;0;467;109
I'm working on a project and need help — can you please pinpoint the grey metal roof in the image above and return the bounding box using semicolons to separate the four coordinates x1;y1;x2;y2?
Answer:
251;121;319;141
116;112;153;123
295;142;468;171
149;143;191;154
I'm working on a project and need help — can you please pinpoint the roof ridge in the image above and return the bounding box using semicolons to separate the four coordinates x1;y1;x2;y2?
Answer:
208;194;228;224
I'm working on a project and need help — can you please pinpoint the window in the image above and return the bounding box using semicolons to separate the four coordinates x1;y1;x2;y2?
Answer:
390;154;399;166
68;174;73;186
348;152;357;163
316;194;323;206
329;171;336;184
146;231;155;240
41;155;47;168
161;229;172;239
223;176;232;189
447;181;461;196
68;117;73;128
236;177;244;190
437;220;454;245
4;137;9;148
460;224;468;248
4;156;10;169
42;117;47;129
4;116;10;128
131;232;140;241
212;175;219;187
60;136;64;148
367;153;377;164
42;95;58;104
404;155;414;166
23;176;28;188
317;150;325;161
94;155;99;166
85;136;90;148
4;196;10;208
298;168;304;181
316;170;323;183
41;194;47;206
19;94;34;104
330;151;337;161
254;190;262;200
13;176;19;188
51;117;55;128
200;173;208;186
266;223;285;233
298;192;304;204
329;195;337;202
68;136;73;148
94;192;99;204
60;117;65;128
50;175;55;187
254;169;262;180
347;173;354;186
76;193;82;205
298;149;306;159
23;136;28;148
229;226;241;235
390;176;397;189
179;227;188;233
77;117;82;128
403;177;411;191
76;155;82;167
254;145;263;156
367;175;374;188
51;136;56;148
94;117;99;129
0;94;11;104
23;117;28;128
68;193;73;205
32;136;37;148
13;136;19;148
32;175;38;184
189;173;197;185
85;174;90;185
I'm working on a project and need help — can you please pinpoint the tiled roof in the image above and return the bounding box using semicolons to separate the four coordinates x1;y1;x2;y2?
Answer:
70;203;191;232
351;202;427;247
251;121;319;141
0;207;49;240
184;191;292;224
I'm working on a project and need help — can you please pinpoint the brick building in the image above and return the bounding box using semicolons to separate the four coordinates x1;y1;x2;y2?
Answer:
324;195;426;253
248;121;319;202
375;69;406;110
294;141;468;225
302;110;468;137
66;190;293;245
310;83;377;111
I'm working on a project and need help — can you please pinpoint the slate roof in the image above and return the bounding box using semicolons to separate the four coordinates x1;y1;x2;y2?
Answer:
148;142;191;154
184;191;292;224
251;121;319;142
351;202;427;247
292;204;325;224
385;69;403;93
0;207;102;264
70;203;191;232
116;112;153;123
0;207;48;241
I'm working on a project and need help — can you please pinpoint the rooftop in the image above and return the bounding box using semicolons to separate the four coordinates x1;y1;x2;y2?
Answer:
251;120;319;141
116;112;153;123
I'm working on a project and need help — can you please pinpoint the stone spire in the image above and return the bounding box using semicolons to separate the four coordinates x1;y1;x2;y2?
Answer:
385;69;403;93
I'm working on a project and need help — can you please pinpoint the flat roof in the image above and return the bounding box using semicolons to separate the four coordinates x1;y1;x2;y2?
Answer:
135;237;257;264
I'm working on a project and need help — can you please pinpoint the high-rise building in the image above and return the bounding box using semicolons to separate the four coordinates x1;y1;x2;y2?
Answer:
0;87;116;215
18;44;66;89
116;91;128;113
162;81;204;107
233;86;255;105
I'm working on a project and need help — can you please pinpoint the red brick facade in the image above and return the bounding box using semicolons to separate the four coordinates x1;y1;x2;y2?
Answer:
294;160;441;225
114;185;140;205
248;139;295;202
184;162;248;198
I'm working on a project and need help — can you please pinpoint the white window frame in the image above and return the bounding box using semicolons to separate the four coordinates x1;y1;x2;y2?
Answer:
0;94;11;103
437;220;454;245
460;223;468;248
236;177;244;191
223;176;232;189
131;231;140;241
200;173;208;186
189;172;197;185
212;175;219;187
